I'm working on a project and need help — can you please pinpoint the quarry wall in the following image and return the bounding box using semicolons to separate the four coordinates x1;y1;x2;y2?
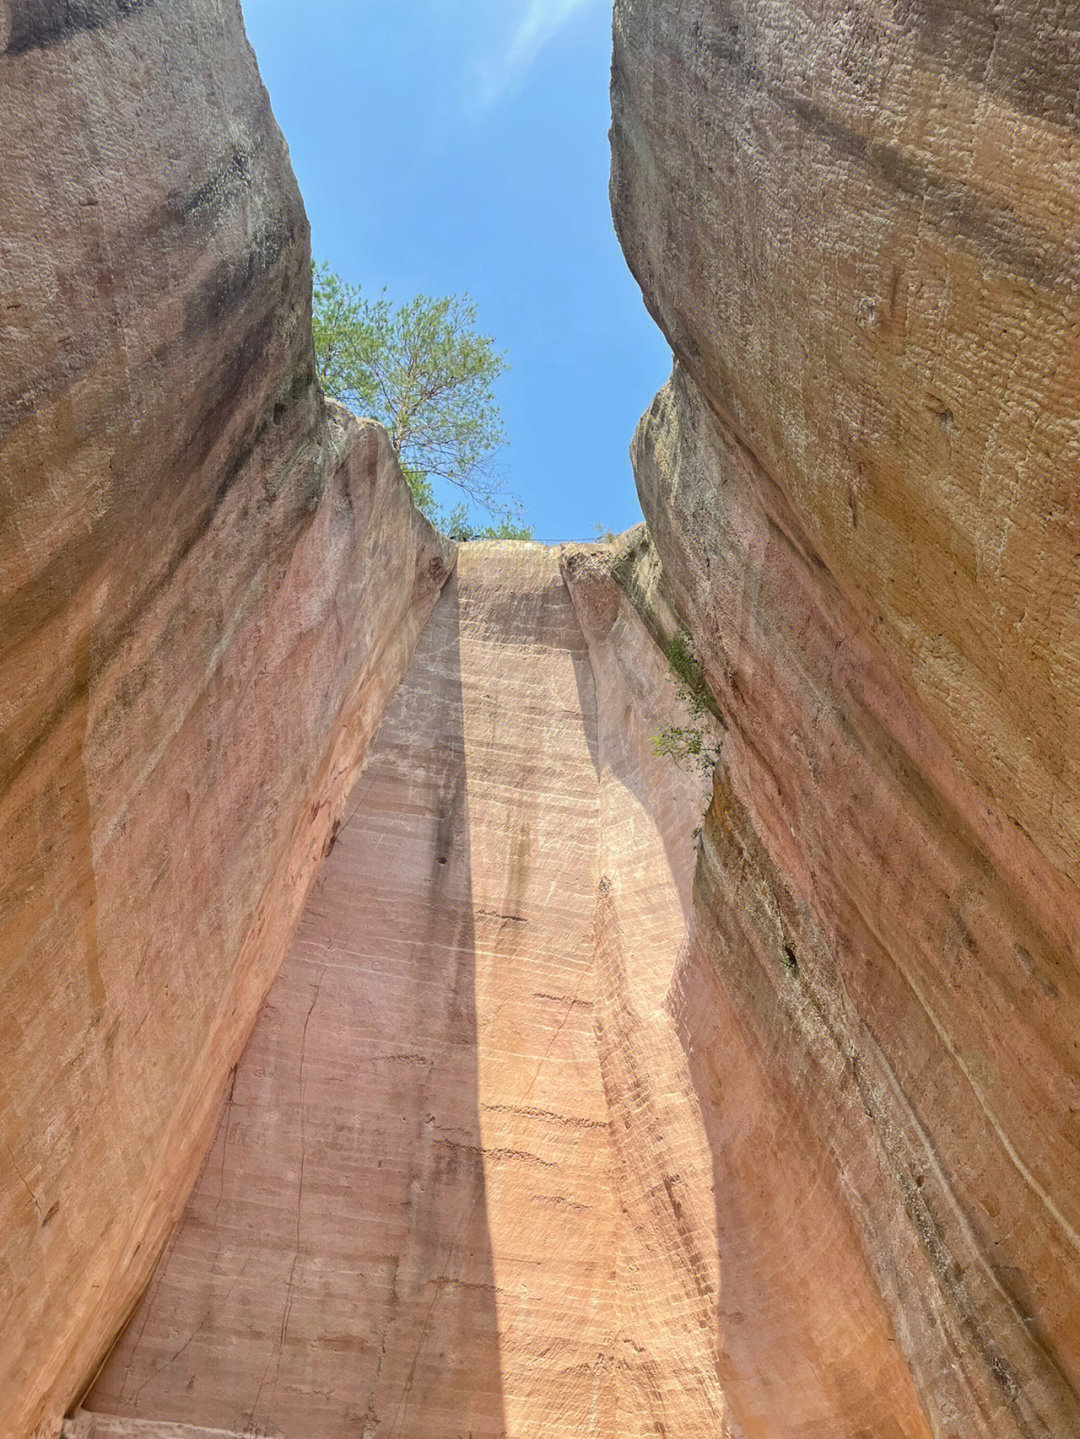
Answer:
0;5;450;1432
3;1;1080;1435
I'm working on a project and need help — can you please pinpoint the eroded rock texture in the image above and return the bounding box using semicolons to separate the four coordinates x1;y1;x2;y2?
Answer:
0;5;450;1434
75;543;725;1439
8;0;1080;1433
612;2;1080;1435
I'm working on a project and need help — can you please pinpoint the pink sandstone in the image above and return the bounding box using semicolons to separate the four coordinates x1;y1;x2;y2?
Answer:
4;0;1080;1434
612;1;1080;1433
0;3;450;1433
76;542;724;1438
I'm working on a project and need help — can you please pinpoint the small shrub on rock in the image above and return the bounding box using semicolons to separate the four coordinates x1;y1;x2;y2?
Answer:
651;627;723;778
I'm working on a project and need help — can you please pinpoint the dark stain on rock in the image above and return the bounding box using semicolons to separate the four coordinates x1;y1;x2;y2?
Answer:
184;228;286;344
0;305;306;814
172;144;252;228
5;0;156;57
891;0;1080;133
780;91;1071;290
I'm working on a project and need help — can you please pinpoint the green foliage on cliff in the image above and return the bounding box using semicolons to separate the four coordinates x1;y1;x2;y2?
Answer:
312;262;531;537
665;626;709;702
441;504;534;541
651;627;722;779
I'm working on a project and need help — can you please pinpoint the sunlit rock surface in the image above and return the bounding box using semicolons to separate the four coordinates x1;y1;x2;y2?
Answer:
0;4;450;1434
612;1;1080;1434
76;543;724;1439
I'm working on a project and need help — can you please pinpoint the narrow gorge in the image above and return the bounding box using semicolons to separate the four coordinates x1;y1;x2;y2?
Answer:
3;2;1080;1438
75;541;721;1439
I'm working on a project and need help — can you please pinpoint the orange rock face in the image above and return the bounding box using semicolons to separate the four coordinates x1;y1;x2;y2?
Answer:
7;0;1080;1434
76;543;725;1438
612;1;1080;1434
0;4;450;1434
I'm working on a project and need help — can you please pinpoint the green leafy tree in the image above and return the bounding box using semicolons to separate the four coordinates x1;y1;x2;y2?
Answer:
441;503;534;541
312;263;530;535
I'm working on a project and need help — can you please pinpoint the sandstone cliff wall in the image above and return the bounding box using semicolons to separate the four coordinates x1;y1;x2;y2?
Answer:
0;5;450;1434
73;543;728;1439
7;0;1080;1434
612;2;1080;1435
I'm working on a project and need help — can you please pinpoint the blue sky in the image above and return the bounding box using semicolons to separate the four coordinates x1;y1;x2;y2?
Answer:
240;0;672;541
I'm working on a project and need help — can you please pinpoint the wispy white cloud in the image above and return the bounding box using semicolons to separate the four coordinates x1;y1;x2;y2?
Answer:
475;0;605;107
505;0;597;69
